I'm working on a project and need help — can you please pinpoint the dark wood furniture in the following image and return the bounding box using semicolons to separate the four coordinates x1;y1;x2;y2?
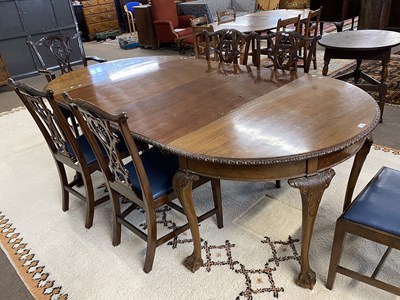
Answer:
9;79;109;229
81;0;119;40
327;165;400;296
319;29;400;122
46;56;379;289
73;4;90;41
204;29;257;65
64;94;223;274
27;33;106;82
388;0;400;31
257;31;320;72
0;53;9;86
135;5;158;48
210;9;310;33
310;0;360;33
358;0;400;31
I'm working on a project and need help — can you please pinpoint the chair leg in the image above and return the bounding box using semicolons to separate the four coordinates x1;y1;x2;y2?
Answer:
82;172;95;229
111;189;122;246
326;221;347;289
143;209;157;273
211;179;223;228
56;161;70;212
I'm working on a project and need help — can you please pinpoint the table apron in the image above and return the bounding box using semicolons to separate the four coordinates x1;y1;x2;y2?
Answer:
178;140;365;181
323;48;391;62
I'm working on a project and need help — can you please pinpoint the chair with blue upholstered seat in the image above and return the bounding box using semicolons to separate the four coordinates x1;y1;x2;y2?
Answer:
64;93;223;273
7;79;116;229
327;166;400;296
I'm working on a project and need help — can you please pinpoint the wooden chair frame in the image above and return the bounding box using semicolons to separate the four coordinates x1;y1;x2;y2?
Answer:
64;94;224;273
8;79;108;229
256;31;320;73
27;32;106;82
327;166;400;296
124;2;142;35
298;7;322;71
191;15;214;59
204;29;257;66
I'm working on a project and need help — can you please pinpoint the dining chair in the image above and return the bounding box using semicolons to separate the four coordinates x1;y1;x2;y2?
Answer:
327;166;400;296
256;31;320;72
124;2;142;35
8;79;112;229
63;94;223;273
276;15;301;32
204;29;257;66
298;7;322;71
27;32;106;83
216;8;236;25
191;15;214;59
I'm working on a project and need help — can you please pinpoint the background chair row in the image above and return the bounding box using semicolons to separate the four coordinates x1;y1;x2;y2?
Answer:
191;7;322;73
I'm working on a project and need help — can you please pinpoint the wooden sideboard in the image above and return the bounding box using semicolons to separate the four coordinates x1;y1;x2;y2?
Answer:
81;0;120;39
0;53;10;86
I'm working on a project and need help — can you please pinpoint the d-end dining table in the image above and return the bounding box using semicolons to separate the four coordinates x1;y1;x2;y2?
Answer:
46;56;380;289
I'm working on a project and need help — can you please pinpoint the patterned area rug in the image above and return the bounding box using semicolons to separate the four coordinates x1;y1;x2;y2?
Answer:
1;107;400;299
329;56;400;106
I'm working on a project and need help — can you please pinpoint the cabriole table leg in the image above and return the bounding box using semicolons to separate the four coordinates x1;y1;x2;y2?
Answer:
289;169;335;289
173;170;203;272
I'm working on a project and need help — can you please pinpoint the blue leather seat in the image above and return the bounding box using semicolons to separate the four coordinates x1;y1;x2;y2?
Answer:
327;166;400;295
344;167;400;236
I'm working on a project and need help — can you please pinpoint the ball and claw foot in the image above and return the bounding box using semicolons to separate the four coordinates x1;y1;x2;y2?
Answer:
183;253;203;273
295;269;316;289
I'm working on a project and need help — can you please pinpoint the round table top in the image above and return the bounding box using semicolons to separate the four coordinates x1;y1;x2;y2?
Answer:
319;29;400;51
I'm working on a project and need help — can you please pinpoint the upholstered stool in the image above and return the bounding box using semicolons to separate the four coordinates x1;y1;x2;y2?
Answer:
326;166;400;296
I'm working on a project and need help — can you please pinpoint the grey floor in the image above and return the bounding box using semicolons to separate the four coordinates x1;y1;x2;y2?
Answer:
0;37;399;299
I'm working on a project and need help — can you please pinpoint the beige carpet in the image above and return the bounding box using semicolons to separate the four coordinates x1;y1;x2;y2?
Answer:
1;106;400;299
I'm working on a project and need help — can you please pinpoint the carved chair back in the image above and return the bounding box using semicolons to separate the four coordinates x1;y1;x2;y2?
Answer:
7;78;103;229
64;93;223;273
27;32;106;82
204;29;257;66
256;31;320;72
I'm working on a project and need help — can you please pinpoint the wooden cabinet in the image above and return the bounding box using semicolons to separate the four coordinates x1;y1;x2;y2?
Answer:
358;0;400;31
0;53;10;86
135;5;157;49
387;0;400;31
81;0;120;39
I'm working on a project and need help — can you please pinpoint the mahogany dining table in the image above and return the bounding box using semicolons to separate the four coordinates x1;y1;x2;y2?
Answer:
46;56;379;289
210;9;311;33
